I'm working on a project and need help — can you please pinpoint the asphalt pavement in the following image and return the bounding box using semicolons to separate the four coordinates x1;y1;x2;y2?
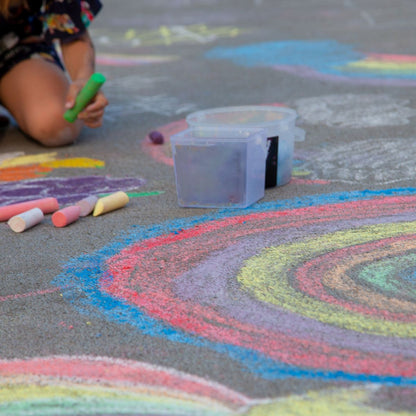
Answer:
2;1;416;415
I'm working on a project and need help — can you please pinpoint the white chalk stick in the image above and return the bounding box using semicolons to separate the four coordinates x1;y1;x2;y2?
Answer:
76;195;98;217
93;191;129;216
7;207;44;233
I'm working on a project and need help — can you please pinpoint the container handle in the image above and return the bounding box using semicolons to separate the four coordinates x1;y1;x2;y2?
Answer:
294;127;305;142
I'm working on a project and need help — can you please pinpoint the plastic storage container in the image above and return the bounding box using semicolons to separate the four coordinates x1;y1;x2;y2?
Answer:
186;106;305;188
171;126;268;208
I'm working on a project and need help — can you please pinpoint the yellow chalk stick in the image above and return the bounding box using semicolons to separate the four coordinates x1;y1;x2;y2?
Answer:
93;191;129;217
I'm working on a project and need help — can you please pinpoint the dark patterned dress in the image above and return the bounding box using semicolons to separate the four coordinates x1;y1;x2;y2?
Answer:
0;0;101;79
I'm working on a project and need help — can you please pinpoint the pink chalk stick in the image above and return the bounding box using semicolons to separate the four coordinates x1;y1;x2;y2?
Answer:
76;195;98;217
0;197;59;222
52;205;81;228
7;207;44;233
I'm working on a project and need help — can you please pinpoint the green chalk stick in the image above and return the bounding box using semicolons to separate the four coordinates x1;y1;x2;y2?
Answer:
63;72;106;123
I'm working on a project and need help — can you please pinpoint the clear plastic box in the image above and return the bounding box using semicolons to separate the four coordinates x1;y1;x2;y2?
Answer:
171;126;268;208
186;106;305;188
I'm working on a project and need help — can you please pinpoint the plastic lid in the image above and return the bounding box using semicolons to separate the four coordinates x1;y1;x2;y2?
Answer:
171;125;268;143
186;106;297;129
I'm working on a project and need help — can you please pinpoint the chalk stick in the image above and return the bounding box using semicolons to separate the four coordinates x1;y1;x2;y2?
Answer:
76;195;98;217
7;208;44;233
93;191;129;217
52;205;81;228
63;73;106;123
0;197;59;222
148;130;164;144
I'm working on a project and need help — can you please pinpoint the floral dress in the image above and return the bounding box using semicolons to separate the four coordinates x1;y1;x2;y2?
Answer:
0;0;102;79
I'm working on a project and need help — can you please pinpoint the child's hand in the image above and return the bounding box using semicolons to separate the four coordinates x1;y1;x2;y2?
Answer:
65;78;108;128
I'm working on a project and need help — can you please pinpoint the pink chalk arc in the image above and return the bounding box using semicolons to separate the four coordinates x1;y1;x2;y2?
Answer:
0;355;251;409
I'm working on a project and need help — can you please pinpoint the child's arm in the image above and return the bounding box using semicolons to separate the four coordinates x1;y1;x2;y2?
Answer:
60;31;108;127
61;31;95;79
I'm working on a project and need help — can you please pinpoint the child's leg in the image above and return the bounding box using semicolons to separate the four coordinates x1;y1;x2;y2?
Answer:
0;57;83;147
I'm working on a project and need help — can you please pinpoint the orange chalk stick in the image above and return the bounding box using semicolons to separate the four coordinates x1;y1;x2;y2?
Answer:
93;191;129;216
7;207;44;233
0;197;59;222
76;195;98;217
52;205;81;228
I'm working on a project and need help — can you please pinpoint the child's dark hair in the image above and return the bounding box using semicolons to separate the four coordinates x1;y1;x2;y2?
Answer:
0;0;28;17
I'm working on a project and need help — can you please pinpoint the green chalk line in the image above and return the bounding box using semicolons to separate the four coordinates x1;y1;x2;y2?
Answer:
98;191;165;198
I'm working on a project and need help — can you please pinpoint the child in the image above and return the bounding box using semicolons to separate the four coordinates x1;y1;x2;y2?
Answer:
0;0;108;146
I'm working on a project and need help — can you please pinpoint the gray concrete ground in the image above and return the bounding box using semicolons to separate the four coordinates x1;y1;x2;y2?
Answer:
2;0;416;414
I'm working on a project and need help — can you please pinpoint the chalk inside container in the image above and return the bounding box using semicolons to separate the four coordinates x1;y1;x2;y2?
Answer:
186;106;305;188
171;126;268;208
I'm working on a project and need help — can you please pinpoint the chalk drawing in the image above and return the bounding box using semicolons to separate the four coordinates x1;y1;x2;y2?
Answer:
342;0;376;27
0;151;152;207
0;152;104;181
0;287;62;302
96;53;177;67
0;152;24;164
92;24;243;48
104;95;198;121
0;176;145;206
98;191;164;199
103;74;197;120
54;188;416;385
1;356;415;415
205;40;416;86
246;386;416;415
0;356;250;416
300;137;416;184
142;119;182;166
295;94;416;128
105;74;166;94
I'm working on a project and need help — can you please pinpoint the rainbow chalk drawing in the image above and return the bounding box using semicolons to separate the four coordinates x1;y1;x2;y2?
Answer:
205;40;416;86
0;151;104;181
54;188;416;387
0;356;250;416
1;356;416;415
